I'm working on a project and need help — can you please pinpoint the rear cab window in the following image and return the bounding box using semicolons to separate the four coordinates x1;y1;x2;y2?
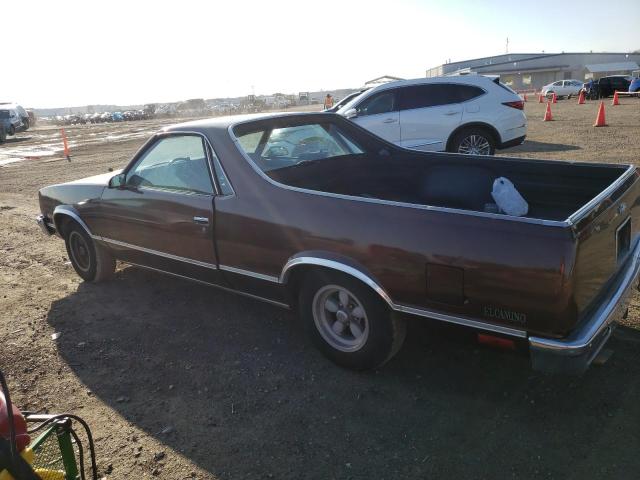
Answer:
233;122;365;174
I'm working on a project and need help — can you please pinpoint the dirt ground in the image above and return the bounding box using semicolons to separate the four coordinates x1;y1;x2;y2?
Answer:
1;98;640;479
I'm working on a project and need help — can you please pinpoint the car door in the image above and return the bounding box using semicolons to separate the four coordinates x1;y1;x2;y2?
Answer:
95;133;224;285
350;89;400;144
398;84;464;151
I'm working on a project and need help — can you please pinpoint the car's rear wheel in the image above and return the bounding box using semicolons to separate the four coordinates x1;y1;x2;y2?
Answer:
63;221;115;282
299;270;406;370
450;127;496;156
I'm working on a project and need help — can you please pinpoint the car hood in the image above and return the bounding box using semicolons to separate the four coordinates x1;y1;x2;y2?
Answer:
64;170;122;186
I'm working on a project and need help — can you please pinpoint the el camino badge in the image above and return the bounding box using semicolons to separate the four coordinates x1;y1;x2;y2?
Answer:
483;306;527;324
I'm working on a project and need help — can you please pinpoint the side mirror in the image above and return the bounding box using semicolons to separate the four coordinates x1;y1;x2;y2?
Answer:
343;108;358;119
108;173;126;188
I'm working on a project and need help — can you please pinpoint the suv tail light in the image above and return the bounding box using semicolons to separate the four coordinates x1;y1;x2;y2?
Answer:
502;101;524;110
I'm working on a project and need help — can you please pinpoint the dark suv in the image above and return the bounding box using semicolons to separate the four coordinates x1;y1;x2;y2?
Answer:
595;75;632;98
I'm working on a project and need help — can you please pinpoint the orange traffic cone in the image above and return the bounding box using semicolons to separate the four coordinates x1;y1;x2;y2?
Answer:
538;94;544;103
543;102;553;121
578;90;585;104
612;91;620;106
60;128;71;161
552;92;557;104
593;101;607;127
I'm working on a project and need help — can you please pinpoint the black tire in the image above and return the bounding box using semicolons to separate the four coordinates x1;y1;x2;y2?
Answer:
0;128;6;144
22;118;29;130
448;127;496;156
8;125;15;136
63;221;115;282
298;270;406;370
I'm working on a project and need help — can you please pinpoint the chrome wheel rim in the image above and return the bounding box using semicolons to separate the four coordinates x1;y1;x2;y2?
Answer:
69;231;91;272
312;285;369;352
458;134;491;155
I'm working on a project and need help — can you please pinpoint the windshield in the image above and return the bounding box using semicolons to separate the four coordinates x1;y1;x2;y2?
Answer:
328;91;366;111
234;122;366;173
0;110;10;119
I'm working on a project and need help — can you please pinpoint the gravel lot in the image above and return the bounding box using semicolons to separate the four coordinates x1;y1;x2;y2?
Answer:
1;98;639;479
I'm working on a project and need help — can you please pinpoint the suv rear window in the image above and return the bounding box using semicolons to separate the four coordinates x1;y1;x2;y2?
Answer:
493;78;517;94
398;84;484;110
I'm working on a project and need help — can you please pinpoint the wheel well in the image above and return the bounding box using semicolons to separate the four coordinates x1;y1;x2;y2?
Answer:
446;123;501;152
54;215;73;238
283;263;393;310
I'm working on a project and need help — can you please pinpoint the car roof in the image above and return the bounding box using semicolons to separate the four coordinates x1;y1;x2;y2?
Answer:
165;111;331;133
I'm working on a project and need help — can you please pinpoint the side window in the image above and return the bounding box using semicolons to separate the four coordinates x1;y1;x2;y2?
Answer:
212;156;234;195
356;91;397;116
553;81;562;86
399;84;484;111
126;135;214;195
237;131;262;154
452;85;485;102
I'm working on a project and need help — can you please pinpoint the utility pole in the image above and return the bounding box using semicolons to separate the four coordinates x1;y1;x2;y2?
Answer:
505;37;509;54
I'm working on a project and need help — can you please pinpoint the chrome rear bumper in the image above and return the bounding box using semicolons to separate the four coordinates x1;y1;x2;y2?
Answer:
529;239;640;374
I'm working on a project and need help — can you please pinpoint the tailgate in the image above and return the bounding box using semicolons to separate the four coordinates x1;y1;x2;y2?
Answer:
571;166;640;316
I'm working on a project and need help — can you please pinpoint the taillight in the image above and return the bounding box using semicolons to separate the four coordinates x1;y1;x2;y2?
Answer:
502;101;524;110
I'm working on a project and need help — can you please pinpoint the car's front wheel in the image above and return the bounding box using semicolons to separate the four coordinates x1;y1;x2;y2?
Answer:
63;221;116;282
449;127;496;156
299;270;406;370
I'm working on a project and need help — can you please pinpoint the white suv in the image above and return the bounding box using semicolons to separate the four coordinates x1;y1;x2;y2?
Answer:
337;75;527;156
541;79;583;99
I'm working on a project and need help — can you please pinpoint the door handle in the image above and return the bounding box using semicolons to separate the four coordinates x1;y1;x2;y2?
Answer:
445;110;461;116
382;118;397;123
193;216;209;225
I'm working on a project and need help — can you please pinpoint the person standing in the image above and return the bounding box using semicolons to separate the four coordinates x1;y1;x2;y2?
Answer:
324;94;334;110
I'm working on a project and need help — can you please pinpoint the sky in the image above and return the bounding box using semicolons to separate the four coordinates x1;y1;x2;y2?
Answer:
3;0;639;108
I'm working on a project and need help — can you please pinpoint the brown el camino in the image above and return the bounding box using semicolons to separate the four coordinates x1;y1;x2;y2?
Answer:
37;112;640;373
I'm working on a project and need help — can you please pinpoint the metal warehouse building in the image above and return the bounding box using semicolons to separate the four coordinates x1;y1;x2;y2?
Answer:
426;52;640;91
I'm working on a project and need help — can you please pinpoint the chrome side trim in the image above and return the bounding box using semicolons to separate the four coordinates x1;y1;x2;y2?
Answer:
280;256;527;338
401;140;441;149
280;257;394;306
567;164;636;226
101;237;218;270
219;265;279;283
122;261;289;309
53;205;96;239
394;303;527;338
227;125;568;228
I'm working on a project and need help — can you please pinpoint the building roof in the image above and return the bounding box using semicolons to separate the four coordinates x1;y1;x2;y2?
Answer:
364;75;404;86
585;61;639;73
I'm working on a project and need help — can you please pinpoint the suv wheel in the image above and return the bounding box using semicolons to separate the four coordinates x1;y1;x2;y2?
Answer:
8;125;15;136
64;221;116;282
450;127;496;156
299;270;406;370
